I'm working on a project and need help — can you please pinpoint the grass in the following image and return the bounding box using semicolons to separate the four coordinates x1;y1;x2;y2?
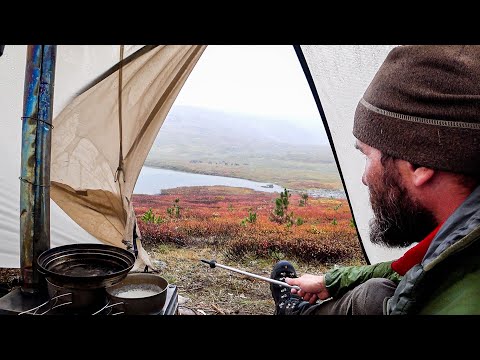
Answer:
144;242;364;315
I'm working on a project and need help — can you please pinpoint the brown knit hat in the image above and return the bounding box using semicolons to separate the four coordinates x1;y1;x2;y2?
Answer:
353;45;480;175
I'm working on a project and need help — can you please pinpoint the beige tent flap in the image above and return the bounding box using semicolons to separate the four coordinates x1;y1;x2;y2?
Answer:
51;45;206;248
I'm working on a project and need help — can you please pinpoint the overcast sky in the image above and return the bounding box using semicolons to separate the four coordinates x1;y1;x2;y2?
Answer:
173;45;323;130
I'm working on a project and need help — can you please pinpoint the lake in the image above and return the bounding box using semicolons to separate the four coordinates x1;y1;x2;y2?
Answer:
134;166;346;199
134;167;284;194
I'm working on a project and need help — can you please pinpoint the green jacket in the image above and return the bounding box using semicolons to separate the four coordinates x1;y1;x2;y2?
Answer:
325;260;402;299
325;185;480;315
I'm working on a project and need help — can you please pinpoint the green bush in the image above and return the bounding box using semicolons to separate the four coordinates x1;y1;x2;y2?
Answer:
167;198;181;218
299;193;308;207
270;188;292;224
241;210;257;226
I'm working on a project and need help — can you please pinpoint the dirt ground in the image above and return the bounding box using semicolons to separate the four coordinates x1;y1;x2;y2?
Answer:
0;268;20;296
144;243;355;315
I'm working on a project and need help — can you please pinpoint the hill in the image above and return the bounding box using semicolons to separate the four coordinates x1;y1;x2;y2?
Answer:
145;105;343;190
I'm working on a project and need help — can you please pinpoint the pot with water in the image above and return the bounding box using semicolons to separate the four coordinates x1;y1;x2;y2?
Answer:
105;273;168;315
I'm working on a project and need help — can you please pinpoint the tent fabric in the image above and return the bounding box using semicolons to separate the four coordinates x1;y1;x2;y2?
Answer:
0;45;26;267
300;45;408;264
0;45;119;268
0;45;205;268
51;45;206;248
0;44;407;269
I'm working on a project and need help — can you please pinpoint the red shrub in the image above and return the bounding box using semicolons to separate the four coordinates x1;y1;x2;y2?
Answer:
133;186;362;263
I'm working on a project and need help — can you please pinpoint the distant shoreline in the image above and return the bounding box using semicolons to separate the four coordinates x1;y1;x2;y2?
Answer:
137;166;346;199
143;164;280;187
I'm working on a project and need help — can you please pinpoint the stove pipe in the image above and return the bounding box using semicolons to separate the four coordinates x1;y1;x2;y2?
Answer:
19;45;57;294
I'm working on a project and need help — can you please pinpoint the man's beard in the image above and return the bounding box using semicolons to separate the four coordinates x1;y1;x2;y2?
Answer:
368;163;437;248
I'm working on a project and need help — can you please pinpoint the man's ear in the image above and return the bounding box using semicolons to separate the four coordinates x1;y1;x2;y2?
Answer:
409;163;435;187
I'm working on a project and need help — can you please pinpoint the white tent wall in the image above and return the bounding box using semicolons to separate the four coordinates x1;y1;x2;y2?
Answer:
0;45;121;268
0;45;205;269
300;45;408;264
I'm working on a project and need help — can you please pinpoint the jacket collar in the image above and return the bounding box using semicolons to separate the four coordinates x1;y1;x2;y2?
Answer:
423;185;480;267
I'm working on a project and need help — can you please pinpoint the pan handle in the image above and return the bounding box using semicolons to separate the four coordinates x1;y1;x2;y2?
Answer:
18;292;73;315
92;300;125;315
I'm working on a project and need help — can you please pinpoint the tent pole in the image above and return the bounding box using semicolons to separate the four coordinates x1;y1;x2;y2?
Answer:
19;45;57;294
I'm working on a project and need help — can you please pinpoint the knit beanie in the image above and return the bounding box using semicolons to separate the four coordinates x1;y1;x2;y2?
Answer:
353;45;480;175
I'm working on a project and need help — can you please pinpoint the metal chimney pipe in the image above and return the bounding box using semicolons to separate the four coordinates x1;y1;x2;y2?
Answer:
19;45;56;293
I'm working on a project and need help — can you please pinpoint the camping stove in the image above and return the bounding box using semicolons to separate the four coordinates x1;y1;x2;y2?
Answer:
0;284;178;315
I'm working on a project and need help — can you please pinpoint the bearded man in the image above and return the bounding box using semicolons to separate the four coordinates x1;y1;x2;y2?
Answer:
271;45;480;315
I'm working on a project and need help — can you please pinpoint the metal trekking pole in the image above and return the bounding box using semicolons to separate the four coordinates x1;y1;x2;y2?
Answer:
200;259;301;291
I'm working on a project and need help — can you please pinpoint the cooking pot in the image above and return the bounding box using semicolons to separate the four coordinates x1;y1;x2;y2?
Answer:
45;278;108;313
37;244;135;313
37;244;136;289
105;273;168;315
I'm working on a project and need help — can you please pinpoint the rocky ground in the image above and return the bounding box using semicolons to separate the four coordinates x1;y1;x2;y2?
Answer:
0;268;20;296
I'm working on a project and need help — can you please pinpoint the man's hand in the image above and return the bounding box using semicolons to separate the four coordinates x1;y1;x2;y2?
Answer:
285;274;330;304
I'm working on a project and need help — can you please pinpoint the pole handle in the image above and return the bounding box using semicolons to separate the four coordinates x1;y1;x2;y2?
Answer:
200;259;216;268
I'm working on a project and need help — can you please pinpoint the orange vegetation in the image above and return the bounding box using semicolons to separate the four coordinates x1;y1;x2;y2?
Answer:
133;186;363;263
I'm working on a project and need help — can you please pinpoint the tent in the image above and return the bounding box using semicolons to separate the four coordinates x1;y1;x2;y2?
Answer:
0;45;407;271
0;45;206;269
299;45;406;263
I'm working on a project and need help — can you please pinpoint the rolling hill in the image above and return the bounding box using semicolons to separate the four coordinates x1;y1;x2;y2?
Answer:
145;105;343;191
